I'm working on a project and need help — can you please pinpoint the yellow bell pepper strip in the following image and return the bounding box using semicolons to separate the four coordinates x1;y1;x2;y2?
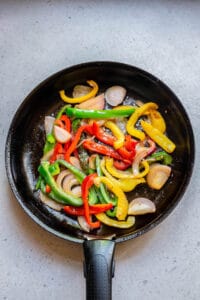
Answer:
149;109;166;133
126;102;158;140
105;157;149;179
118;178;146;192
104;121;125;149
59;80;99;104
94;176;128;221
140;120;176;153
100;158;146;192
95;213;135;229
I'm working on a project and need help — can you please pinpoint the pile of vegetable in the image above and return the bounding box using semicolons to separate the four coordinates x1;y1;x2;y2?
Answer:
36;80;176;232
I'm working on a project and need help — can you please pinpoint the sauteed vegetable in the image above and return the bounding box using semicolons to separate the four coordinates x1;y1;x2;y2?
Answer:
36;80;176;232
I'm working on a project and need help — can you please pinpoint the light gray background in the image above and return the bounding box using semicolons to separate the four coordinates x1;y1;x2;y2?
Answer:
1;1;200;299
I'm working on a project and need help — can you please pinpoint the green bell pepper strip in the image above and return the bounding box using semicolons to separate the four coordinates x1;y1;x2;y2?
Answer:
46;159;98;205
43;133;56;154
65;107;135;119
35;175;42;190
38;161;83;206
56;104;71;119
56;159;85;183
57;159;98;204
147;151;172;165
72;118;81;133
48;161;61;176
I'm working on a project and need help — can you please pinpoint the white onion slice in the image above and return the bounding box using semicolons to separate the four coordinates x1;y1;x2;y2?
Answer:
146;163;171;190
72;85;92;98
39;191;64;211
78;216;92;232
128;197;156;215
56;170;71;189
105;86;126;106
53;125;71;143
44;116;55;135
69;156;82;169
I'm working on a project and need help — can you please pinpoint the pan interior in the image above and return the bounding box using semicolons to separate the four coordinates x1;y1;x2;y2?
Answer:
5;62;194;243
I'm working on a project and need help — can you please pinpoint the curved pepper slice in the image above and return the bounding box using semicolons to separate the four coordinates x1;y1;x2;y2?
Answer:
63;203;113;216
100;158;145;192
105;121;125;149
126;102;158;140
38;161;83;206
59;80;99;104
81;173;101;229
94;176;128;221
149;109;166;133
64;124;92;162
140;120;176;153
105;157;149;179
82;139;130;162
92;122;115;146
95;213;135;229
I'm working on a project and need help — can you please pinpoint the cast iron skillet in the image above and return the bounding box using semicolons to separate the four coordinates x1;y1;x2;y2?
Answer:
5;61;194;300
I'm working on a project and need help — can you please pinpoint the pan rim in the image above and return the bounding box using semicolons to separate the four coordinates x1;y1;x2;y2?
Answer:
5;61;195;244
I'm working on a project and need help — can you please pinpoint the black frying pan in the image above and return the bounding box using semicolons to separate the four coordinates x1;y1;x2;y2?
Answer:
5;61;195;300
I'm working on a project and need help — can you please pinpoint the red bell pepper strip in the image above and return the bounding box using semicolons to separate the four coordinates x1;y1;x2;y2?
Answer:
92;122;115;146
117;135;137;161
63;203;113;216
64;124;92;162
117;147;135;161
81;173;101;229
113;160;132;170
92;122;137;161
50;143;65;163
82;139;130;162
124;135;138;151
60;115;71;132
54;115;71;132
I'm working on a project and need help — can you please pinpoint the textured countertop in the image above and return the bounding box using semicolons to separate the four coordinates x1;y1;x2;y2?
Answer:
1;1;200;299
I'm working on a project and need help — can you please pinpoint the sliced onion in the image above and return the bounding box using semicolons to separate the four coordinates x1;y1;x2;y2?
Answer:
76;93;105;110
44;116;55;135
72;85;92;98
62;175;80;193
105;86;127;106
53;125;71;143
71;186;82;197
56;169;82;196
146;163;171;190
132;148;149;175
132;139;156;175
56;170;71;189
69;156;82;169
138;138;156;155
39;191;64;211
78;216;92;232
128;197;156;215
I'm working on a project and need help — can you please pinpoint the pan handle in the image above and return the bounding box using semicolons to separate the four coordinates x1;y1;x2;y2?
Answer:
83;239;116;300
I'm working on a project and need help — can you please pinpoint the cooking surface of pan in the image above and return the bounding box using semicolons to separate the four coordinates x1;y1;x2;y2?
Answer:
5;61;194;244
